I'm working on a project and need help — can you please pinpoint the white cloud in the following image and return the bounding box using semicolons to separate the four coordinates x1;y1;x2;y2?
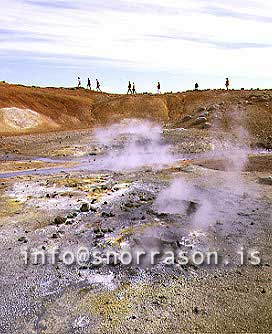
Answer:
0;0;272;80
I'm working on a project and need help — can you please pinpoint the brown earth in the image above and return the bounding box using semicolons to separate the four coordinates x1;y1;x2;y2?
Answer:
0;82;271;148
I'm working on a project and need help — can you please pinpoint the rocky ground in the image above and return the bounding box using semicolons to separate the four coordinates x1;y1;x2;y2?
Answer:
0;118;272;334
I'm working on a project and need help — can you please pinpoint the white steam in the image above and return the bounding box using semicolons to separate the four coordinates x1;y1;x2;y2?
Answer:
154;178;215;228
154;108;258;229
94;119;162;144
93;119;178;170
210;108;252;195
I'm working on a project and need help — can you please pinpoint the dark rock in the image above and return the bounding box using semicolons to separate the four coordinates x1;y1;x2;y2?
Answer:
80;203;90;212
53;216;66;225
152;300;161;306
79;265;88;270
182;115;193;122
101;212;115;218
258;176;272;185
124;202;140;209
193;306;200;314
47;192;58;199
18;236;27;243
155;212;168;219
101;227;114;233
65;219;74;225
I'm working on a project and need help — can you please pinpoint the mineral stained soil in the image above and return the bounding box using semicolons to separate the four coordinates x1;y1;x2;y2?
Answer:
0;122;272;334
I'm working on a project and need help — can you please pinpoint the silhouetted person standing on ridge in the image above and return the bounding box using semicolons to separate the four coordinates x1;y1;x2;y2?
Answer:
157;82;161;94
195;82;199;90
96;79;102;92
127;81;132;94
87;78;91;90
225;78;230;90
132;82;136;94
77;77;81;88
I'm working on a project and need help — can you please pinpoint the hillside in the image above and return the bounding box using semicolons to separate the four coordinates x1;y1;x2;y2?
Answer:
0;82;271;148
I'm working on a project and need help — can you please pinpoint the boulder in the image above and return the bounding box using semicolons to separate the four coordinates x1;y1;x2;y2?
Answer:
53;216;66;225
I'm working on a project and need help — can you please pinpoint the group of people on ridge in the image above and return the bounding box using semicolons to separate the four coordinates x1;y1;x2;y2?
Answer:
77;77;230;93
127;81;161;94
194;78;230;91
78;77;101;92
127;81;136;94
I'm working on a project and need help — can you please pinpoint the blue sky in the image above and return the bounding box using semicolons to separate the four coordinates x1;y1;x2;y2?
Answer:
0;0;272;93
